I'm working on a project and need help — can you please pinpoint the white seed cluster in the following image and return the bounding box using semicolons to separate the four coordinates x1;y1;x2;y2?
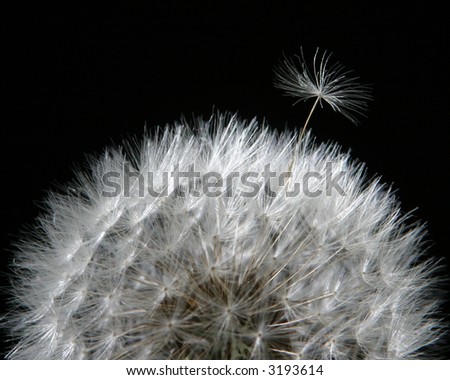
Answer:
6;114;441;359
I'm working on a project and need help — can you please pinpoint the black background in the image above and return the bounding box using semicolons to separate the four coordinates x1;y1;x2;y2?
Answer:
2;2;449;358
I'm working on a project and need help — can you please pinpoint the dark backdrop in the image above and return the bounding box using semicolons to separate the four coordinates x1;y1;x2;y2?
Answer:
2;2;449;358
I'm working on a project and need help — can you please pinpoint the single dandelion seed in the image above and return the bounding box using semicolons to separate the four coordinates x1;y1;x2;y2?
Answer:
274;47;372;176
274;47;372;130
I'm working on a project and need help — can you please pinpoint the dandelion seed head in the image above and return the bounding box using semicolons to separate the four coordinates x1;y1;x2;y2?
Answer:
3;113;443;359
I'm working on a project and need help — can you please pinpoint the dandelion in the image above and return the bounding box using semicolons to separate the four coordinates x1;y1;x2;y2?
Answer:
2;50;443;359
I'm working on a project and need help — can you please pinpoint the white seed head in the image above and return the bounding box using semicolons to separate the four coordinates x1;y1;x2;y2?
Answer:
3;113;442;359
274;47;372;124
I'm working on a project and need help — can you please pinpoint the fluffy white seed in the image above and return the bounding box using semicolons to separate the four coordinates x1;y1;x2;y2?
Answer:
274;47;372;125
